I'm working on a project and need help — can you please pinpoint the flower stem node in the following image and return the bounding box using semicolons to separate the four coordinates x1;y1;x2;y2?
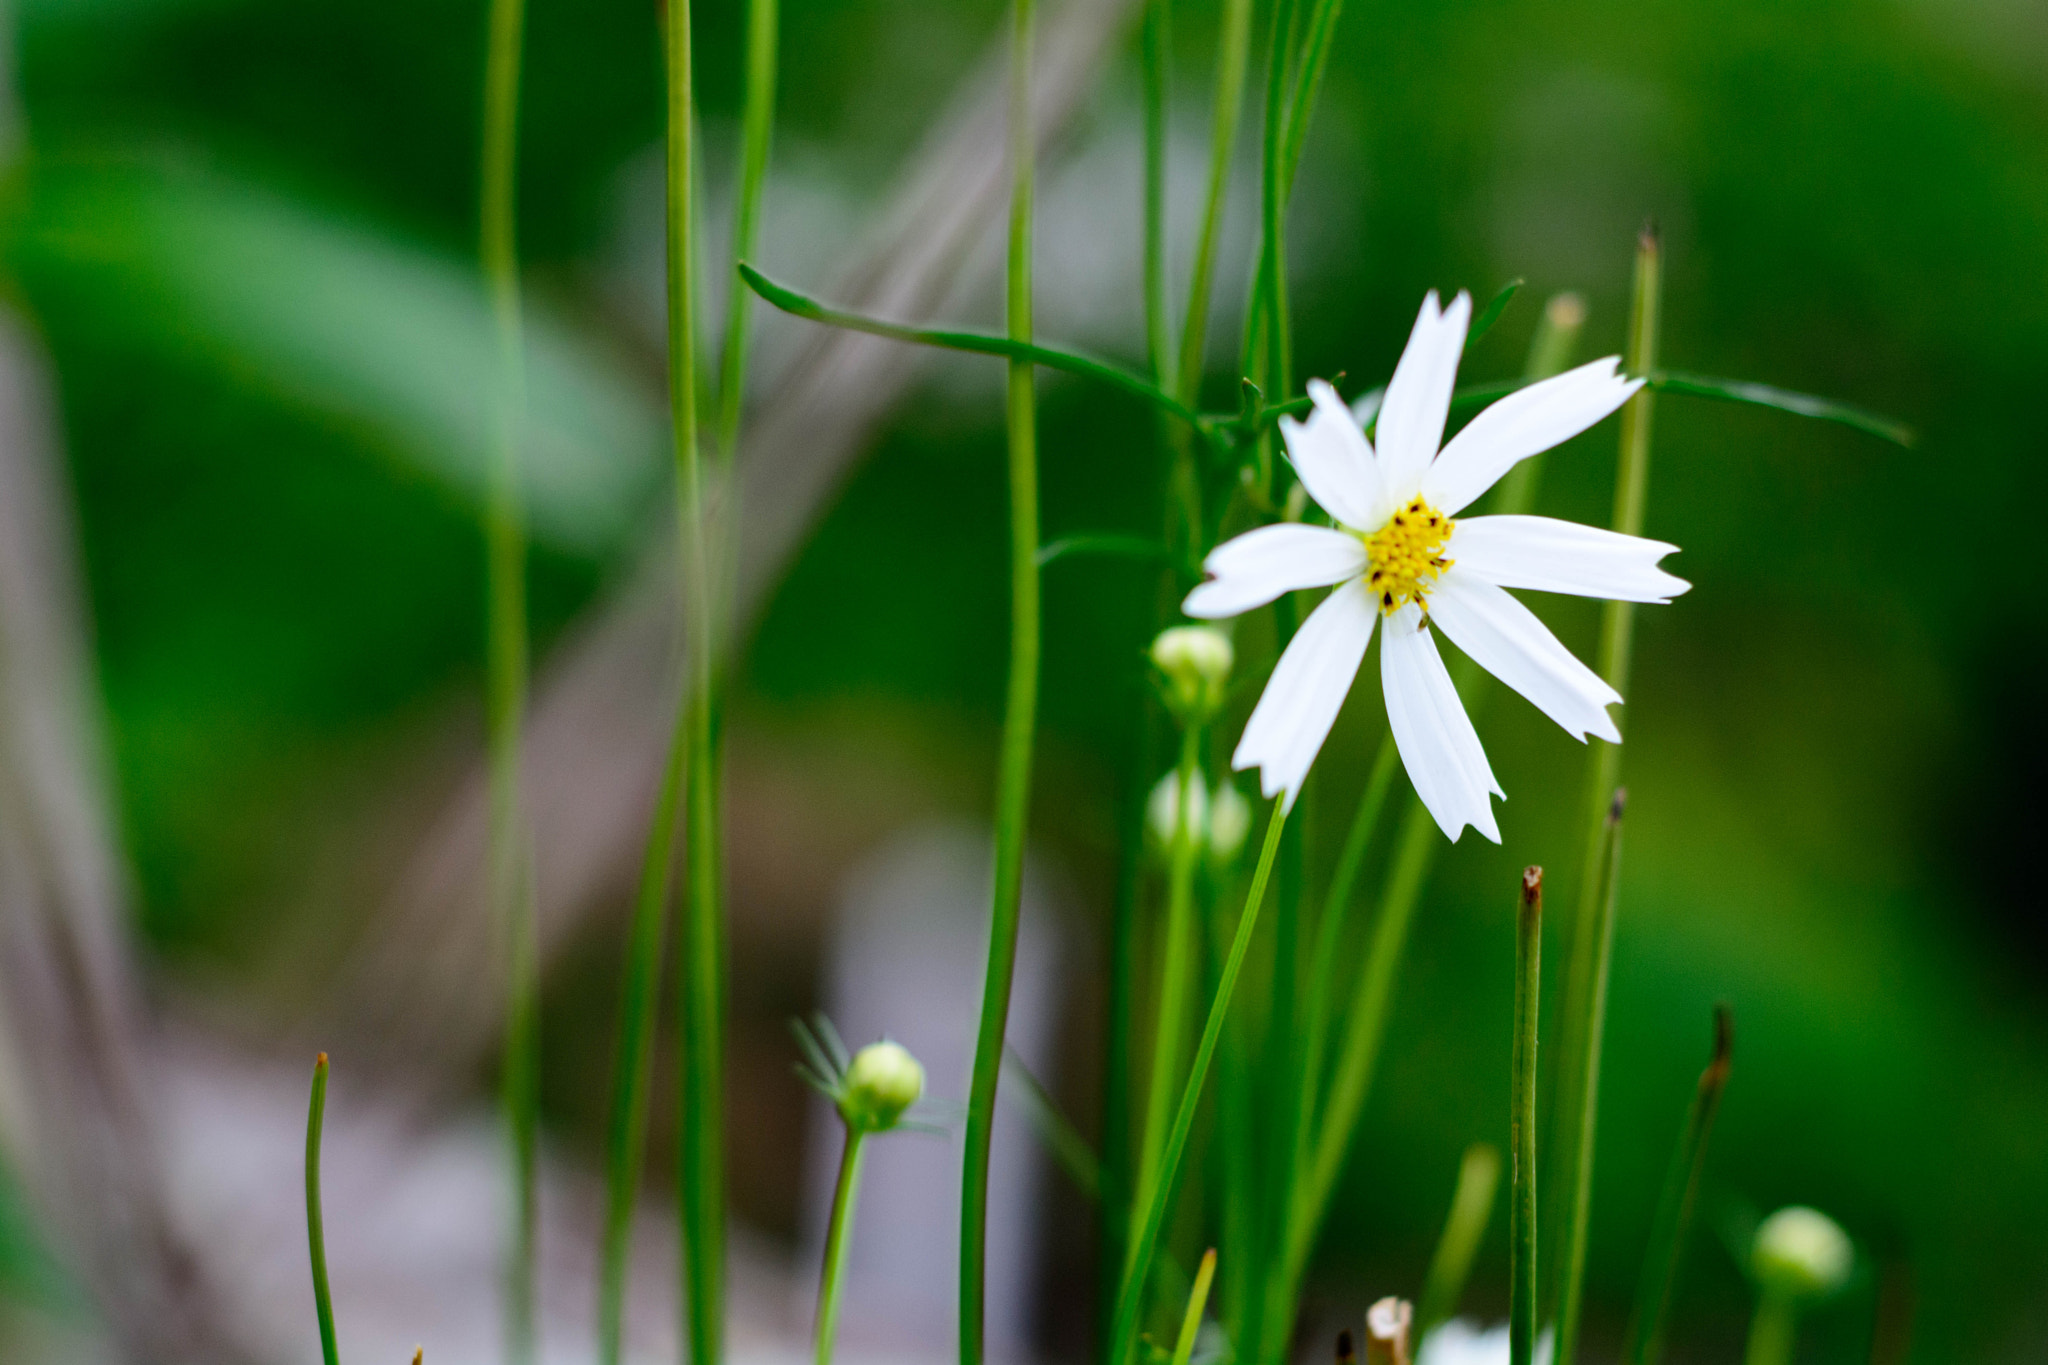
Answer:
1151;625;1235;721
1146;771;1253;870
1751;1206;1852;1301
840;1041;926;1134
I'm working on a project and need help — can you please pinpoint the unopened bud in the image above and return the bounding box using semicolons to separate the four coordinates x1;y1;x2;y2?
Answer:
1147;769;1212;853
1751;1206;1852;1300
1151;626;1233;719
840;1040;924;1132
1206;780;1251;869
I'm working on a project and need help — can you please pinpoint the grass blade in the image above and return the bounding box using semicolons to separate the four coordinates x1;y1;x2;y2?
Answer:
305;1053;341;1365
1415;1143;1503;1340
1464;278;1525;354
1003;1047;1102;1201
1170;1249;1219;1365
1510;869;1543;1365
1649;371;1913;447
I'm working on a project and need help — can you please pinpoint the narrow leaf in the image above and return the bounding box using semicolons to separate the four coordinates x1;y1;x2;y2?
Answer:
1649;371;1913;447
1036;534;1173;569
1464;278;1525;354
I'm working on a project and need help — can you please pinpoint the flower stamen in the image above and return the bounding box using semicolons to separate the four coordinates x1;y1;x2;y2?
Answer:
1363;496;1454;615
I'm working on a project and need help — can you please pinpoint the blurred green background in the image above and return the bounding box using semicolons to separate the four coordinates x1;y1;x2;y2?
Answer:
0;0;2044;1360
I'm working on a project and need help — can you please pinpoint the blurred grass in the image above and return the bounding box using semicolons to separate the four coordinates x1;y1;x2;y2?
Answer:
1;0;2044;1358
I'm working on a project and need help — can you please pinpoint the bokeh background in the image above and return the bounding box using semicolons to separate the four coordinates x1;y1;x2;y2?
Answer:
0;0;2042;1361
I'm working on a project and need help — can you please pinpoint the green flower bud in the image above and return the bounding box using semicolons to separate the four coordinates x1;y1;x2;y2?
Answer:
1150;626;1233;719
1752;1206;1852;1300
1205;780;1251;869
840;1040;925;1132
1147;769;1212;854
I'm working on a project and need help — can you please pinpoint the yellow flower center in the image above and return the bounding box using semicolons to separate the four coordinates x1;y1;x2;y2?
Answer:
1362;496;1454;615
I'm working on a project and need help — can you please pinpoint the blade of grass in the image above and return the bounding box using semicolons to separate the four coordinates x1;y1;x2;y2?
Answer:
1510;869;1543;1365
739;264;1205;431
960;7;1041;1362
1554;791;1627;1365
1171;1250;1220;1365
1173;0;1253;409
713;0;779;461
1415;1143;1503;1341
1551;225;1660;1362
1622;1007;1734;1365
305;1053;341;1365
1142;0;1170;386
1003;1047;1102;1200
478;0;537;1349
1649;371;1912;447
1463;279;1525;355
1111;805;1288;1364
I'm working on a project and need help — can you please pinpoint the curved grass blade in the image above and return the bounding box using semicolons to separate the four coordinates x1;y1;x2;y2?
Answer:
305;1054;341;1365
1002;1047;1101;1201
1036;534;1173;570
1648;371;1913;446
739;263;1206;431
1464;278;1525;354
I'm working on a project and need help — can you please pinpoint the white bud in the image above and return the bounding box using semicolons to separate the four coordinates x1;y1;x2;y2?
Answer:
1206;780;1251;869
1752;1206;1852;1300
840;1040;924;1132
1147;769;1211;853
1150;626;1233;718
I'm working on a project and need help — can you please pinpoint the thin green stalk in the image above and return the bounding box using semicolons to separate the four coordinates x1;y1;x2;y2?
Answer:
478;0;536;1352
1550;228;1660;1351
714;0;778;458
596;716;686;1365
1112;806;1289;1364
1213;856;1258;1348
1099;732;1151;1363
1510;868;1543;1365
1141;0;1170;386
1555;792;1626;1365
305;1053;341;1365
1622;1007;1734;1365
1277;0;1343;193
960;7;1040;1363
1255;0;1297;424
1171;1249;1219;1365
814;1129;869;1365
1173;0;1252;408
1131;725;1206;1248
1415;1143;1503;1341
664;1;726;1362
1743;1293;1798;1365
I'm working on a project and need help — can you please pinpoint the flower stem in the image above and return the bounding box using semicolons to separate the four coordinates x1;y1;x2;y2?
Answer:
1550;229;1660;1361
478;0;536;1350
1742;1292;1798;1365
814;1127;869;1365
1111;805;1288;1364
715;0;778;460
1414;1142;1503;1341
1141;0;1170;387
1622;1007;1734;1365
663;2;726;1364
959;6;1039;1363
1255;0;1297;413
1173;0;1252;411
1130;724;1205;1252
596;719;685;1365
1510;868;1544;1365
304;1053;341;1365
1554;792;1626;1365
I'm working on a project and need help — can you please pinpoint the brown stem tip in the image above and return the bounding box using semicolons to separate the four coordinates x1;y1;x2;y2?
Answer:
1639;218;1661;248
1608;787;1628;823
1365;1297;1414;1365
1521;866;1543;898
1709;1002;1734;1076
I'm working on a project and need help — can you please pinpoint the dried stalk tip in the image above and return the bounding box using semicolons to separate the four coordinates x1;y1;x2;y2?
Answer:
1521;865;1543;896
1710;1002;1735;1073
1640;217;1661;248
412;1351;423;1365
1608;786;1628;823
1545;292;1586;329
1364;1297;1413;1365
1336;1328;1356;1365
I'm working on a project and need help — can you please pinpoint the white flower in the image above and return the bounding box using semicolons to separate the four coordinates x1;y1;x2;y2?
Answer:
1183;291;1689;842
1416;1321;1553;1365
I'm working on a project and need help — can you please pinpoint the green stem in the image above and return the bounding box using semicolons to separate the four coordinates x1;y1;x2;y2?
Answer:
305;1053;341;1365
1141;0;1170;387
1171;1249;1219;1365
1743;1292;1799;1365
814;1128;869;1365
1173;0;1251;408
1255;0;1296;427
1111;805;1288;1364
1510;868;1543;1365
478;0;536;1351
1550;229;1659;1352
1131;725;1206;1248
960;7;1039;1363
1098;736;1149;1363
597;712;686;1365
665;2;726;1363
1277;0;1344;193
1415;1143;1503;1341
1555;793;1626;1365
1622;1007;1734;1365
714;0;778;459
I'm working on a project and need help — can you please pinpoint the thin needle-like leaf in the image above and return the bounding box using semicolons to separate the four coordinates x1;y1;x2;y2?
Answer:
1464;278;1525;353
1002;1048;1102;1200
1649;371;1913;446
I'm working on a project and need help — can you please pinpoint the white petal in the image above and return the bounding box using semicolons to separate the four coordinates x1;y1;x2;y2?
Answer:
1375;290;1471;502
1232;578;1377;809
1448;516;1691;603
1427;570;1622;743
1279;379;1383;529
1380;603;1502;843
1184;524;1367;619
1422;358;1644;516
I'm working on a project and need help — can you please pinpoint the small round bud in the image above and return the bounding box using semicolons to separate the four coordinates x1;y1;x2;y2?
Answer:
840;1040;925;1132
1751;1206;1852;1300
1151;626;1233;719
1205;780;1251;869
1147;769;1212;854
